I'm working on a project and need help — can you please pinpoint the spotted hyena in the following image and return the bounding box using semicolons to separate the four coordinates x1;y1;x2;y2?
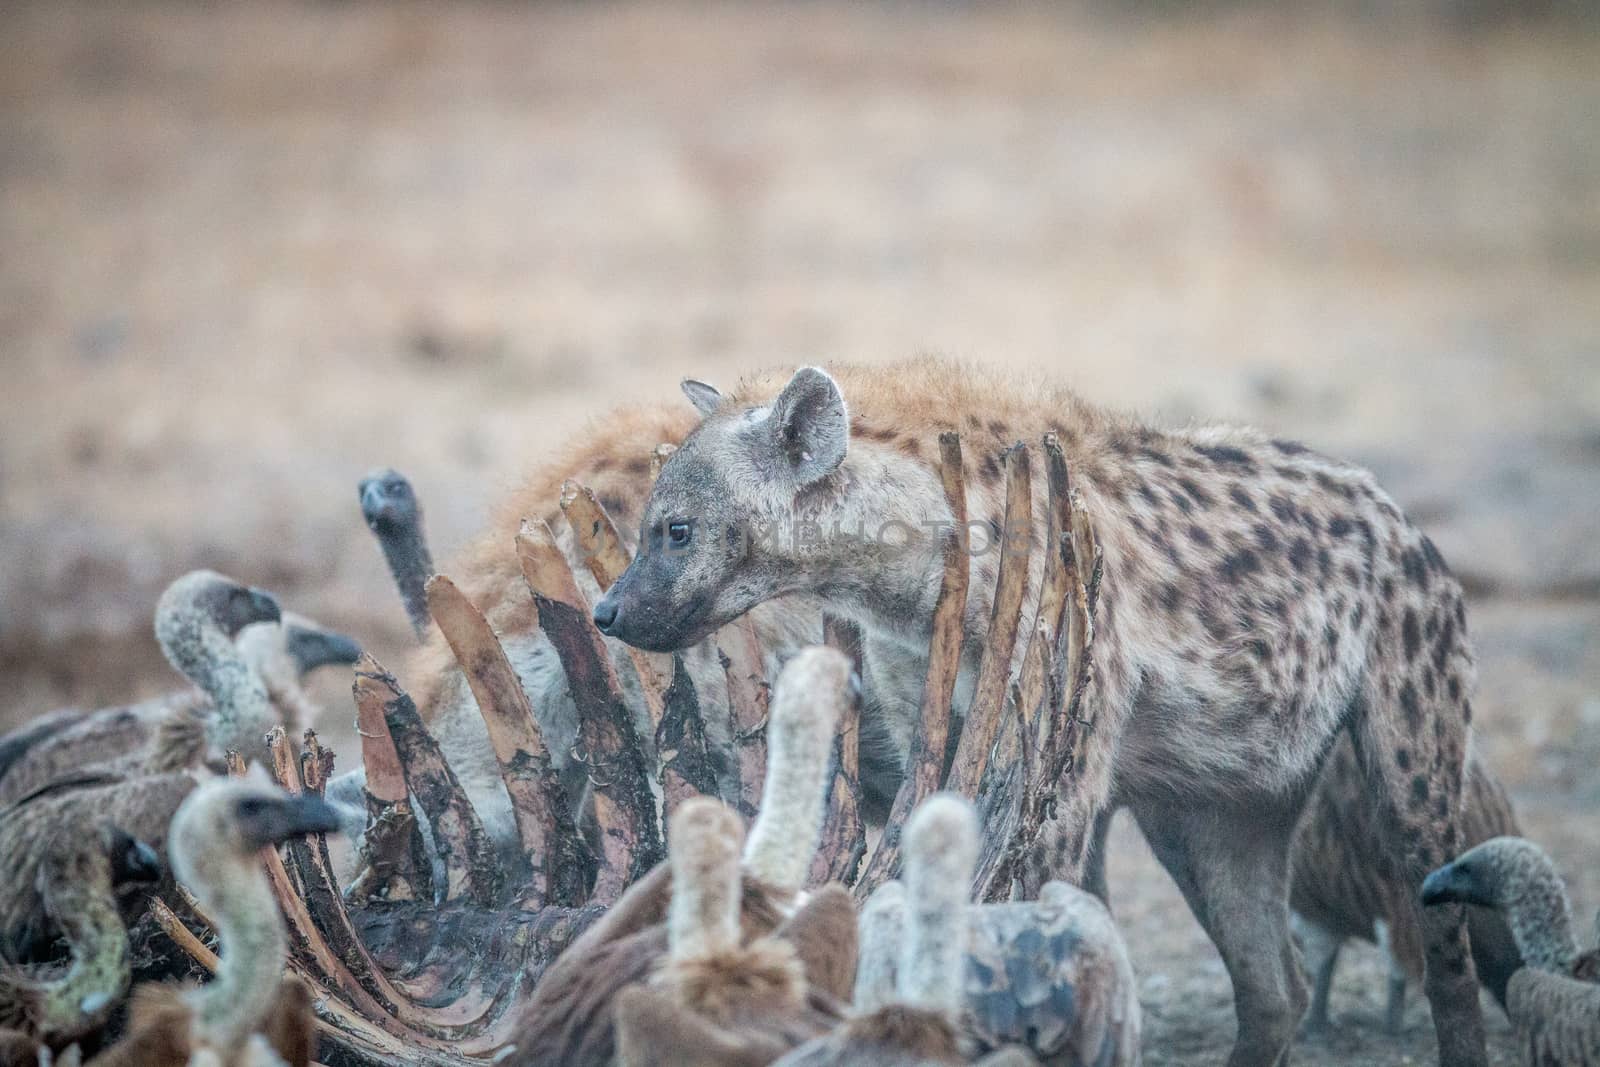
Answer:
593;357;1491;1067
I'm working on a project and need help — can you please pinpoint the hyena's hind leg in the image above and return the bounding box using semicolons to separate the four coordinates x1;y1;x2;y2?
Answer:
1132;796;1308;1067
1080;806;1116;906
1374;919;1409;1034
1292;914;1342;1034
1349;577;1488;1067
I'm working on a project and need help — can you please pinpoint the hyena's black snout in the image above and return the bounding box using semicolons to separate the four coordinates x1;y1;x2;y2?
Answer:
592;594;621;635
591;579;695;652
590;556;711;652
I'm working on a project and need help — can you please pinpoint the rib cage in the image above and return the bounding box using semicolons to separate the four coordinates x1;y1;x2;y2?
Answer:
148;431;1098;1065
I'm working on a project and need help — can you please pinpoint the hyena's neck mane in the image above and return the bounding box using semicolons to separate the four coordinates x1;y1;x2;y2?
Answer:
727;357;1124;645
725;356;1112;449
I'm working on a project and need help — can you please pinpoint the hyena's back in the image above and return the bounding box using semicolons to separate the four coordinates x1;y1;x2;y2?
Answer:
1079;422;1470;809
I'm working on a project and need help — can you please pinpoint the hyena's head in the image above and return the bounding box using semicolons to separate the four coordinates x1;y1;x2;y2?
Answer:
593;367;848;652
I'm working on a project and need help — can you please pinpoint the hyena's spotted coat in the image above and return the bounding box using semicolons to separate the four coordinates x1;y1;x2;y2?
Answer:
594;356;1490;1067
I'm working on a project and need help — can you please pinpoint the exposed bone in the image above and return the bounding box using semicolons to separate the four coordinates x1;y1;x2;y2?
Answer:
284;730;448;1009
1011;522;1098;902
150;897;218;974
218;552;659;1059
223;754;339;992
262;731;424;1027
263;834;392;1032
346;671;428;904
353;682;407;808
970;638;1056;903
655;655;718;817
969;435;1080;899
515;519;662;904
299;727;439;918
313;1009;444;1065
1010;676;1039;808
426;574;591;910
227;751;387;1029
856;432;970;895
268;727;302;796
258;729;515;1046
946;441;1032;796
263;727;311;900
718;617;771;820
972;474;1101;902
985;434;1074;777
1060;494;1103;773
290;950;486;1067
344;803;423;905
558;479;629;592
1031;491;1100;786
174;881;219;935
300;732;334;795
308;997;459;1067
1028;566;1075;752
1065;490;1104;712
283;880;513;1052
358;658;498;906
560;479;671;727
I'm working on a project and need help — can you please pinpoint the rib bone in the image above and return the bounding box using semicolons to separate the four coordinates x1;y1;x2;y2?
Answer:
515;519;662;904
426;575;591;910
856;432;970;896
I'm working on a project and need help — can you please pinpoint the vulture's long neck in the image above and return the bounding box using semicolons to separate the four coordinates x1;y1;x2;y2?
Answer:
165;615;274;760
190;855;285;1051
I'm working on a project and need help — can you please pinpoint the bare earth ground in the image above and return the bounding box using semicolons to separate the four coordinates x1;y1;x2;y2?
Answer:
1;4;1596;1064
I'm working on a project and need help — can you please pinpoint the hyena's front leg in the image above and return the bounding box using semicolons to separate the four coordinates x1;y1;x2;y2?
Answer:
1133;794;1309;1067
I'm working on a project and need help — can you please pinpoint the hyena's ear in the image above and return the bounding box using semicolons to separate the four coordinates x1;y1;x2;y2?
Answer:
766;366;848;486
680;379;723;417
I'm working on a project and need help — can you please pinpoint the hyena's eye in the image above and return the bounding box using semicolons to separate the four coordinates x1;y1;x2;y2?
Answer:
667;520;693;548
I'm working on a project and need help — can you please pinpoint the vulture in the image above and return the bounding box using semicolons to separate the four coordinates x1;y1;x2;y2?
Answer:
0;771;202;969
960;881;1139;1065
0;575;354;962
0;826;161;1062
359;468;435;640
500;646;859;1066
612;799;849;1067
0;572;358;807
1422;836;1599;1067
84;773;340;1067
775;794;1042;1067
851;821;1139;1063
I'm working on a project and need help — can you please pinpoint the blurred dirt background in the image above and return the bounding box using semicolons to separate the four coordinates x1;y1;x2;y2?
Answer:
1;3;1596;1063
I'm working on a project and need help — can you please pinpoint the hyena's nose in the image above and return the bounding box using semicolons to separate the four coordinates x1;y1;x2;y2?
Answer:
592;595;620;635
